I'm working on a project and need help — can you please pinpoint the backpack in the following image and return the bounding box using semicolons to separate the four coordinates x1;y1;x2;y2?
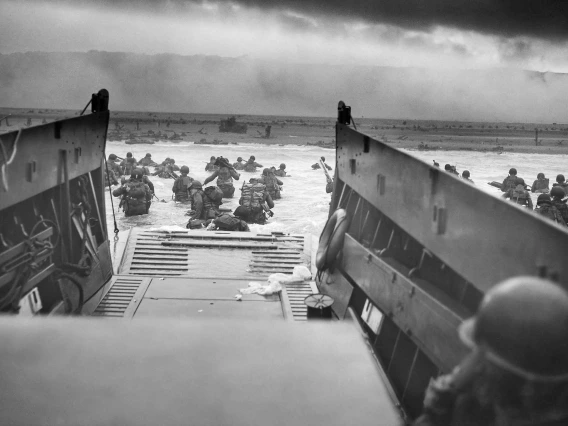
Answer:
204;186;224;204
127;181;147;199
240;183;265;209
214;214;244;231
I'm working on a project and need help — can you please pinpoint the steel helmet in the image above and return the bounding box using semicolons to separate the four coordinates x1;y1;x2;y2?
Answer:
189;180;202;189
210;156;216;160
145;153;152;157
557;174;566;183
180;165;189;174
126;152;133;158
237;157;243;162
459;276;568;382
551;186;566;198
250;155;256;160
108;154;117;160
515;177;525;186
462;170;470;178
537;172;545;179
509;168;517;175
131;168;144;179
170;159;175;164
279;163;286;169
321;156;326;161
537;193;552;205
262;168;270;175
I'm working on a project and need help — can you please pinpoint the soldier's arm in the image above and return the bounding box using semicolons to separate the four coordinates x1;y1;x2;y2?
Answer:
255;162;263;167
193;194;204;219
145;178;154;193
112;186;125;197
276;177;283;185
325;163;333;170
203;171;218;185
230;169;240;180
265;193;274;209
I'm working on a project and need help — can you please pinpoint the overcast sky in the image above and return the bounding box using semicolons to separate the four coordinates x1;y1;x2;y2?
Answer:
1;0;568;72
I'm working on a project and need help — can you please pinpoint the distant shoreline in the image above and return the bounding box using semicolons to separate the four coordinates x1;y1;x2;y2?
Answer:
2;108;568;156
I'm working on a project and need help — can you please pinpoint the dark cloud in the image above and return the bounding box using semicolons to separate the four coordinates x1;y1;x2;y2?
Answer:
37;0;568;40
233;0;568;40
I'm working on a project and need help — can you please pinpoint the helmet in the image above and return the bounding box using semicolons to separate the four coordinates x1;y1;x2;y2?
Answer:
145;153;151;157
459;276;568;382
515;177;525;186
280;163;286;169
444;164;451;170
262;168;270;175
462;170;470;178
180;165;189;174
210;156;216;161
537;172;545;179
321;156;326;161
537;194;552;205
557;174;566;183
250;156;256;161
189;180;202;189
509;168;517;175
551;186;566;198
126;152;133;158
108;154;117;160
131;168;144;179
170;159;175;164
237;157;243;162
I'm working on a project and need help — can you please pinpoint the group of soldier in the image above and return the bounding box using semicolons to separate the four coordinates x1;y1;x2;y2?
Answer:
105;151;297;230
499;168;568;226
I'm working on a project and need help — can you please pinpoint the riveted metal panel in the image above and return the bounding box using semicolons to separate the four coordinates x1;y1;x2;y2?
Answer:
336;125;568;290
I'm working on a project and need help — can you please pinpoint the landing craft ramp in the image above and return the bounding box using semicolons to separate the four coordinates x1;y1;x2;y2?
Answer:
87;228;318;321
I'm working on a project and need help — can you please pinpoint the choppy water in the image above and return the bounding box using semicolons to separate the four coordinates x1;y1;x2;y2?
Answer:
104;140;568;245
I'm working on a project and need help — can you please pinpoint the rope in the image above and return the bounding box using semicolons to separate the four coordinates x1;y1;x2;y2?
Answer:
0;129;22;192
104;157;120;234
80;98;92;116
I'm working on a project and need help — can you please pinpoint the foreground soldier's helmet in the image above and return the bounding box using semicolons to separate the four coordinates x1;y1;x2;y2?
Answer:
190;180;202;189
126;152;133;158
462;170;470;178
237;157;243;162
180;165;189;174
262;168;270;175
551;186;566;198
280;163;286;169
537;194;552;205
459;276;568;382
509;168;517;175
515;177;525;186
109;154;117;160
557;174;566;183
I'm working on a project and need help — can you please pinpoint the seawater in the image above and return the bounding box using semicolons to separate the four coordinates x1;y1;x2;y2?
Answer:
104;140;568;246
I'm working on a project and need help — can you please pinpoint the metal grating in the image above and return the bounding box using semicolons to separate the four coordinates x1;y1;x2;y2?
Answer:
119;229;310;278
281;281;319;321
92;276;149;318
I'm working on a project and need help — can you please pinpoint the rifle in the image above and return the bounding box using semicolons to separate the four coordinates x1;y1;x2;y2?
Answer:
320;159;332;184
